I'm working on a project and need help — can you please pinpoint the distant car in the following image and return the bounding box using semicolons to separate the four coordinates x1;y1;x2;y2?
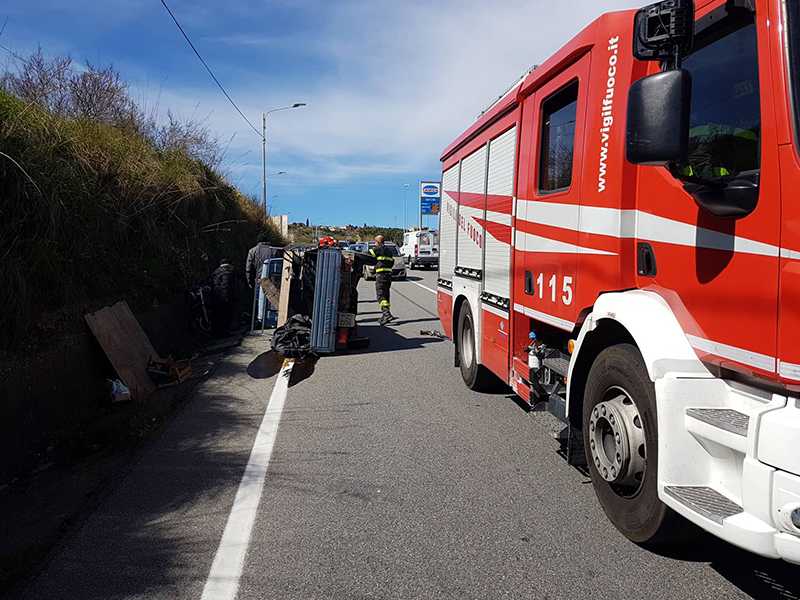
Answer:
362;243;406;280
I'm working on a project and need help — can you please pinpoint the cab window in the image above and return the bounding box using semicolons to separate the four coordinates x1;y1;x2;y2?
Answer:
679;14;760;182
538;81;578;193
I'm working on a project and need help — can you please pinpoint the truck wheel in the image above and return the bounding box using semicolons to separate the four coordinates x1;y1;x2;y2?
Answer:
456;302;495;391
582;344;684;545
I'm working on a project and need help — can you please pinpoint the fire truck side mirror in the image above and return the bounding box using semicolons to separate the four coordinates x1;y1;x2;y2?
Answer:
626;69;691;166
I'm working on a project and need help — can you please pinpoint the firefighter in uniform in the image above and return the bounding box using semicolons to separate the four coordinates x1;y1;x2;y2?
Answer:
370;235;396;325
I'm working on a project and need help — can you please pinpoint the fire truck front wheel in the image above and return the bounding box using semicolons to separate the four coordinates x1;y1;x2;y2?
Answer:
456;302;494;391
582;344;684;545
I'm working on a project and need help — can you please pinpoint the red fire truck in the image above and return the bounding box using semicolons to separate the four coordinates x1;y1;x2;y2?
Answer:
437;0;800;561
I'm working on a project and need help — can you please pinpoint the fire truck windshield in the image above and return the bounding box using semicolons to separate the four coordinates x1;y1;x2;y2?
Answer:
677;13;760;184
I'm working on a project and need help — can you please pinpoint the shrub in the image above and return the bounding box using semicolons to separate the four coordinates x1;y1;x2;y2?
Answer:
0;52;283;351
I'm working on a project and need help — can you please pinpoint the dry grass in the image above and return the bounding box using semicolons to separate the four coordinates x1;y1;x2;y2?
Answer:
0;90;282;351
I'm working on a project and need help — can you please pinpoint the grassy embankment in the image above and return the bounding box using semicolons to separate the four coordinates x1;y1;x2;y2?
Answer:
0;89;282;352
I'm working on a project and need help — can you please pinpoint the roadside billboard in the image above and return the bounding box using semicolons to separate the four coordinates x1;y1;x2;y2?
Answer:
420;181;441;215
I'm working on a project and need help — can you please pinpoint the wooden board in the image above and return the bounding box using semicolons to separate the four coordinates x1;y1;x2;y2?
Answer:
85;301;161;401
277;255;294;328
259;277;281;309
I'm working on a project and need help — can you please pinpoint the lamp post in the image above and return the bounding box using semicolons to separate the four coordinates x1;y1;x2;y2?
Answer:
262;103;306;216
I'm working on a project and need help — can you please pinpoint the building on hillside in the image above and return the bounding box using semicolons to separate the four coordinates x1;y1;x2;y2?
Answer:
269;214;288;238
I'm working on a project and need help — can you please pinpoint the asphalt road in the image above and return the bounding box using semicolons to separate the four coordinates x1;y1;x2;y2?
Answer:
15;268;800;600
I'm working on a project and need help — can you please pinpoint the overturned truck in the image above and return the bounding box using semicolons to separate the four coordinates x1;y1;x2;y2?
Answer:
272;246;375;358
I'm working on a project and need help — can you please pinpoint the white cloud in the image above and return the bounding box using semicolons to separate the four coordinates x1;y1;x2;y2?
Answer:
139;1;642;186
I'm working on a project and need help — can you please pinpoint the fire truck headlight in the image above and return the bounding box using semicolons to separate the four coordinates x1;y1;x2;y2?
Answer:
778;503;800;534
792;507;800;530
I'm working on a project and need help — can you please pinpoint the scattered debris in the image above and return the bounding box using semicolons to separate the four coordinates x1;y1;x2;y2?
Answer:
85;301;161;401
420;329;445;338
146;356;192;387
272;315;312;359
107;379;131;403
259;276;281;309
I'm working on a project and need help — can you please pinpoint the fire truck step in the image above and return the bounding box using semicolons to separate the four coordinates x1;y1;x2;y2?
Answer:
664;485;743;525
542;356;570;377
685;408;749;437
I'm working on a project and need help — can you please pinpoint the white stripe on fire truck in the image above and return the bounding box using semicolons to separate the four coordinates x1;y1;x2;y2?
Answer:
510;302;791;376
513;303;576;331
685;334;776;372
516;199;798;259
514;231;617;255
778;360;800;380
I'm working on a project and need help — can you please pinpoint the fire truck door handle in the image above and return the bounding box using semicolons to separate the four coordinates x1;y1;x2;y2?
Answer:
637;242;657;276
524;271;534;294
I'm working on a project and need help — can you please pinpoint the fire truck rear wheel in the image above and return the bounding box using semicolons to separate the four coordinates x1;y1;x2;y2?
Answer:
457;302;494;391
582;343;684;545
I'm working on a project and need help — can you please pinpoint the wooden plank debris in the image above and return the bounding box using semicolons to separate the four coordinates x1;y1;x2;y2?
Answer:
85;301;161;401
277;255;294;328
259;276;281;310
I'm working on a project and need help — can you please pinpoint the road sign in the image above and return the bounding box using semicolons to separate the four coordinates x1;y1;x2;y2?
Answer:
421;198;440;215
420;181;441;216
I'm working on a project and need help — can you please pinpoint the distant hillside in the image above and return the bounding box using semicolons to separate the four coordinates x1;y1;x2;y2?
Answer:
289;223;404;245
0;50;283;350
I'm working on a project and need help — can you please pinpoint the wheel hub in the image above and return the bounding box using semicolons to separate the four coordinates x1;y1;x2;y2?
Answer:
461;319;473;366
588;388;646;492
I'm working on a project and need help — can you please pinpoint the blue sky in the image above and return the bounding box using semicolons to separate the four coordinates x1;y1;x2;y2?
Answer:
1;0;637;227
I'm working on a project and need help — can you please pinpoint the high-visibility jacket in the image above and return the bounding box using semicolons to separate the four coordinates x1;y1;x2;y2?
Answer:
369;245;394;274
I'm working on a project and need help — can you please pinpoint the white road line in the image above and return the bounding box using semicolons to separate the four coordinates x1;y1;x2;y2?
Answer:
201;359;294;600
409;280;436;294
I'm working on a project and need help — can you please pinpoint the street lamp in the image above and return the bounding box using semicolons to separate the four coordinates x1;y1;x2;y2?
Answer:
262;103;306;215
262;173;286;214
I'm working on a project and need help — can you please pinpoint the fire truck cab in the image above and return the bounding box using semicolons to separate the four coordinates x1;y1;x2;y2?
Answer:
437;0;800;562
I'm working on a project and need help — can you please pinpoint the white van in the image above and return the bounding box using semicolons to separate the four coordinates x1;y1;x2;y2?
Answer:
401;229;438;270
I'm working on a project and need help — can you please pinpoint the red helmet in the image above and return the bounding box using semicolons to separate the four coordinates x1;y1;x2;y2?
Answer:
318;236;336;247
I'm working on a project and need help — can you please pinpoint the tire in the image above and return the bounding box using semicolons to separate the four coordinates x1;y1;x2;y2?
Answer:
582;344;685;545
363;266;373;281
456;302;496;392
